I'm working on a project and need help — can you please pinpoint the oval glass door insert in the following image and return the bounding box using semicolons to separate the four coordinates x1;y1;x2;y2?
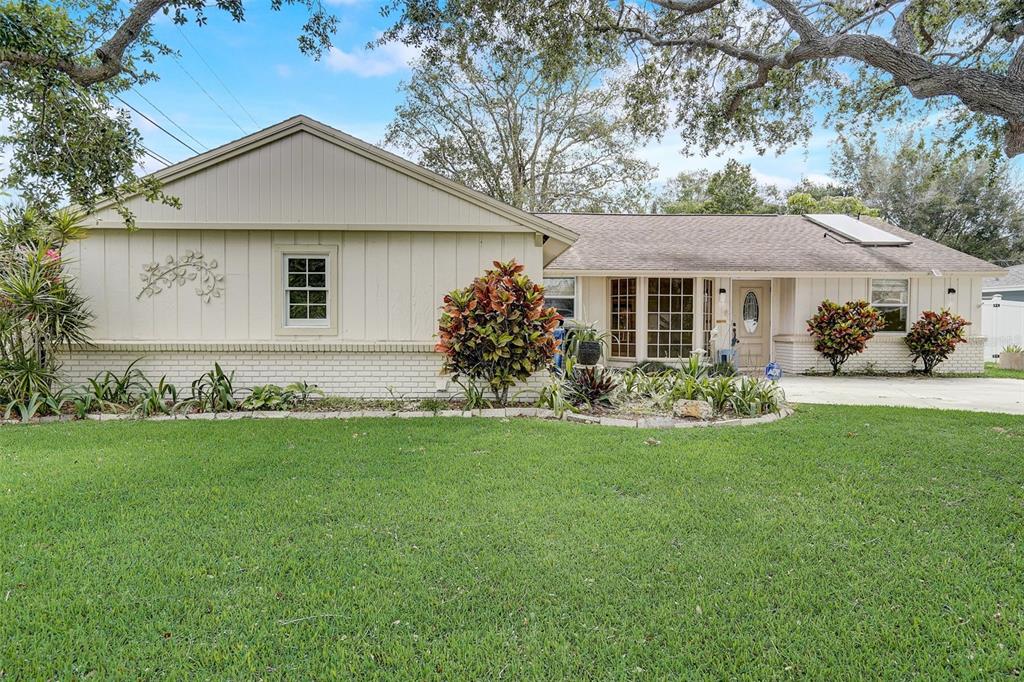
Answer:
742;291;759;333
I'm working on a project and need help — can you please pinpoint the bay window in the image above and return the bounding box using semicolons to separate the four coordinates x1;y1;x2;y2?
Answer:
646;278;694;358
609;278;637;358
609;277;704;360
702;279;715;352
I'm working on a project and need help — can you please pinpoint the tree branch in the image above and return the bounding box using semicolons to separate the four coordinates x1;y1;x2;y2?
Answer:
614;0;1024;156
1;0;169;85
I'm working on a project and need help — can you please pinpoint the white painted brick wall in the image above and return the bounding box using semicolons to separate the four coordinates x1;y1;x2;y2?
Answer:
59;348;549;399
774;335;985;375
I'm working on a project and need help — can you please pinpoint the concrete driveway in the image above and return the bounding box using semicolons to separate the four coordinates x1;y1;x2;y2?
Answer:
780;375;1024;415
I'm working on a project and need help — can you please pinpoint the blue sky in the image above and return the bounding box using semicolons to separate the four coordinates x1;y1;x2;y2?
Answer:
128;0;1019;193
128;1;845;191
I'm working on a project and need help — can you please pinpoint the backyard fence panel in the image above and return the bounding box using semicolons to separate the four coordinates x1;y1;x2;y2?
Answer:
982;295;1024;359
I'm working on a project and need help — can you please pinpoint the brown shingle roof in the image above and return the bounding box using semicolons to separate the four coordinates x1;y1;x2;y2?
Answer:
537;213;1003;275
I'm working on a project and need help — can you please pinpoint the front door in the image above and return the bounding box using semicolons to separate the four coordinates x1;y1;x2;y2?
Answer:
733;281;770;369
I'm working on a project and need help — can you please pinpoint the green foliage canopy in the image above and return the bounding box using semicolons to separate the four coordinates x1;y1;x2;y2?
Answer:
383;0;1024;160
0;0;338;226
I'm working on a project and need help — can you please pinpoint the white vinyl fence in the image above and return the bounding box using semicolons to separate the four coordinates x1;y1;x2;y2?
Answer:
982;295;1024;360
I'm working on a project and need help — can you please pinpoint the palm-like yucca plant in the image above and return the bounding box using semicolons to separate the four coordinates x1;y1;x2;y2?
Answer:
0;207;92;408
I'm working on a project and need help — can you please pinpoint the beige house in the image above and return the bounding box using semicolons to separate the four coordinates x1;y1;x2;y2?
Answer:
65;116;1003;396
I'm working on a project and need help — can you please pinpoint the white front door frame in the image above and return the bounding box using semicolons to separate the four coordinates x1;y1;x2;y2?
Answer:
729;277;774;369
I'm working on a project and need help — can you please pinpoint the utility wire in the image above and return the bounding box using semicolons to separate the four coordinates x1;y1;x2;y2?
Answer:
176;25;260;128
141;146;172;167
131;87;209;151
172;55;248;135
113;94;202;155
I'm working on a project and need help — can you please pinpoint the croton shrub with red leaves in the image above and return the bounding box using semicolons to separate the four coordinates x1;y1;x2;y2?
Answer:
806;299;884;375
436;260;561;404
905;309;970;374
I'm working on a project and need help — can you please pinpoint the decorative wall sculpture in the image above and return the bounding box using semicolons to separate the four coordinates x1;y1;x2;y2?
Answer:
138;251;224;303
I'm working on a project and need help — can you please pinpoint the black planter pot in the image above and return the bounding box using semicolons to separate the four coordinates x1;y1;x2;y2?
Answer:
576;340;602;365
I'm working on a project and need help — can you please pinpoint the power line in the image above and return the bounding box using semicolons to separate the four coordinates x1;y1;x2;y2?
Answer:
172;55;248;136
141;146;172;167
176;25;260;128
131;87;209;151
113;94;202;155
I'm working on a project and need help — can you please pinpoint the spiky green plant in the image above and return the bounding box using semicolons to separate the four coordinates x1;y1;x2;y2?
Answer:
0;207;92;404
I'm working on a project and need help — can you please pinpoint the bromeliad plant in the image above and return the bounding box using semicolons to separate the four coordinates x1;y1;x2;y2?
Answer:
436;260;561;405
564;365;620;408
905;309;970;374
807;299;884;375
0;207;92;408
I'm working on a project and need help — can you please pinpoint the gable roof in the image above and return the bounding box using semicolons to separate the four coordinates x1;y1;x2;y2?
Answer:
538;213;1004;276
88;115;578;245
984;264;1024;290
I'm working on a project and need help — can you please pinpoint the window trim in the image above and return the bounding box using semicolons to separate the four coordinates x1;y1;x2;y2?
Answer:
609;277;639;360
543;276;578;321
645;277;695;360
870;278;910;334
608;277;707;362
701;278;715;353
272;244;339;336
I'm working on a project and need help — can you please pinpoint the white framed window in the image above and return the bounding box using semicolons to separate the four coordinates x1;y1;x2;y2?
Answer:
543;277;577;320
702;279;715;351
871;278;909;332
610;277;637;358
646;278;694;359
285;255;329;326
272;243;338;336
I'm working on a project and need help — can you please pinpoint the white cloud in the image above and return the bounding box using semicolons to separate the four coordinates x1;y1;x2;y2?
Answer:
275;64;293;79
325;38;419;78
802;173;840;187
750;170;798;190
637;124;840;190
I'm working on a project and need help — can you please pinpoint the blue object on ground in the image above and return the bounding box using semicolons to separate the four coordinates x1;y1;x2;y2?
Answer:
765;361;782;381
553;327;567;370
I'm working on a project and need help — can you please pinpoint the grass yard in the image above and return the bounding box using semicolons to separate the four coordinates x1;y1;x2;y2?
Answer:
2;406;1023;679
986;362;1024;380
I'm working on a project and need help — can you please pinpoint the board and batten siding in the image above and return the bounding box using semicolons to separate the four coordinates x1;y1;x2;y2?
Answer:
778;276;984;334
88;131;528;230
65;229;543;342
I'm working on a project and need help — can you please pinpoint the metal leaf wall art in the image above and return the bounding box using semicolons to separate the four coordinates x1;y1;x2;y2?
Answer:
137;250;225;303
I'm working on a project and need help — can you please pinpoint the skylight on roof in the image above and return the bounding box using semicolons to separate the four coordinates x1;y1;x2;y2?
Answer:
805;214;912;246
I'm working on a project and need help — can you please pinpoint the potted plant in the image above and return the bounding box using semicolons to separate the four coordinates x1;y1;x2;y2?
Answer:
1000;345;1024;370
567;323;607;365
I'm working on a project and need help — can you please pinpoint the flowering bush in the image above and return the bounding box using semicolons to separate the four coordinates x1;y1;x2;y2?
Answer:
436;260;560;404
905;309;970;374
806;299;884;375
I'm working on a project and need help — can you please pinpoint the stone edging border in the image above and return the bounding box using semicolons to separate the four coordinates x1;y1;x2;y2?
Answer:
5;406;794;429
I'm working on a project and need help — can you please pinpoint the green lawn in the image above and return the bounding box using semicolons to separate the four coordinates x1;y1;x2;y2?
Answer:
986;362;1024;379
2;406;1023;678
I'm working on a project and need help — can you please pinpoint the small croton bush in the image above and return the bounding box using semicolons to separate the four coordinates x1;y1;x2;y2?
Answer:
905;309;970;374
807;299;884;375
436;259;560;404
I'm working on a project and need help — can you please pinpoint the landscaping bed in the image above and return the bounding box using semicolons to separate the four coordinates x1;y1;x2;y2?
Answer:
2;355;787;426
